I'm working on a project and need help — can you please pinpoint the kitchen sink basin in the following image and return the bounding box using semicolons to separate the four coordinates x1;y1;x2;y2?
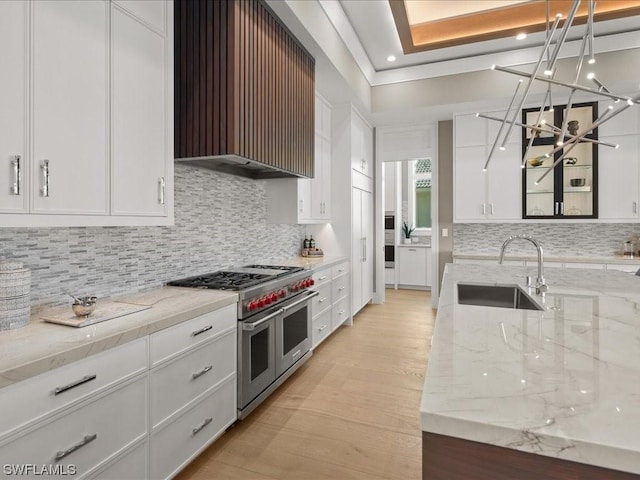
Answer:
457;283;543;311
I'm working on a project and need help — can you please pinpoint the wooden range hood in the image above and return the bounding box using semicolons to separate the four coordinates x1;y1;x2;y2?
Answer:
174;0;315;179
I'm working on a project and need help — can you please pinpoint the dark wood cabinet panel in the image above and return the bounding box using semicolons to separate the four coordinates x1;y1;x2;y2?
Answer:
423;431;639;480
175;0;315;178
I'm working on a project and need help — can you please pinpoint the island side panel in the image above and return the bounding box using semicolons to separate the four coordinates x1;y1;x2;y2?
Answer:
422;432;640;480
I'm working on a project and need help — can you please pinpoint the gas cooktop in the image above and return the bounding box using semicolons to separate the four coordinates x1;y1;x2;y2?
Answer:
167;265;303;291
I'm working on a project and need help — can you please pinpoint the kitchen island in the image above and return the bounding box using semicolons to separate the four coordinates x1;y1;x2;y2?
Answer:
421;264;640;479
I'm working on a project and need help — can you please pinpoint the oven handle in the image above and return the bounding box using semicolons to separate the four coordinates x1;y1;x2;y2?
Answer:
282;290;319;312
242;308;284;331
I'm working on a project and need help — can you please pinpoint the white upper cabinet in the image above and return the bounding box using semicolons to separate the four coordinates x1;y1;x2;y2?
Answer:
0;0;173;227
266;92;332;224
31;0;109;215
454;111;522;222
0;1;28;214
112;0;166;34
111;3;168;216
351;111;373;178
377;124;436;163
598;100;640;221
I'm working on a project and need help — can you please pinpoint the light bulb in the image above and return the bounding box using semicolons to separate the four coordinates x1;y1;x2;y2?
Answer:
587;72;595;79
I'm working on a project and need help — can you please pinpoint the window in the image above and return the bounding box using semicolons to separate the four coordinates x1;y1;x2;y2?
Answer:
409;158;432;230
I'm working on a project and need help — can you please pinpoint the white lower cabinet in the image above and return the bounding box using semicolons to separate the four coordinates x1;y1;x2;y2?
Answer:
0;302;238;480
149;377;236;480
397;246;430;288
0;375;148;479
310;261;351;349
149;330;236;428
90;440;149;480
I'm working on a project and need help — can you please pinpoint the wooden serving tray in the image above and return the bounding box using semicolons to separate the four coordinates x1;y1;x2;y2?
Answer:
41;301;150;328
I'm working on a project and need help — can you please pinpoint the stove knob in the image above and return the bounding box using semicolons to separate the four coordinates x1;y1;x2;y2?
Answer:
248;301;257;311
291;284;299;292
309;278;315;286
303;279;311;288
270;293;278;302
279;289;286;298
264;296;272;305
257;298;265;307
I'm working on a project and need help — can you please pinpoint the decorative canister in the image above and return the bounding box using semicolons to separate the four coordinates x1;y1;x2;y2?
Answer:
0;260;31;331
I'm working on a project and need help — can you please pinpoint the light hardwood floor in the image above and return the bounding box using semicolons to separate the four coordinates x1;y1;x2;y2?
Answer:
176;289;435;480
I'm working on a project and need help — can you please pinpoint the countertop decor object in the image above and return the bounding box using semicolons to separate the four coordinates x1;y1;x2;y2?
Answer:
0;260;31;331
42;300;150;328
402;221;415;244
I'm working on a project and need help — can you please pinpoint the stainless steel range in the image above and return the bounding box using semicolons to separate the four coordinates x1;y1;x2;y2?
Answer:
168;265;317;419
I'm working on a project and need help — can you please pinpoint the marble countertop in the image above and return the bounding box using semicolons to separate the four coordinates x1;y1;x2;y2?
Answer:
0;287;238;389
421;263;640;475
454;253;640;265
283;255;349;271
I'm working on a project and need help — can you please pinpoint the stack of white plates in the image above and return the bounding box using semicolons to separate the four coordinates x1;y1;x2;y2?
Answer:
0;260;31;331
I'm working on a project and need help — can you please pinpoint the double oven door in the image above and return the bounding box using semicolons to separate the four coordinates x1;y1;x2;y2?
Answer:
238;290;317;413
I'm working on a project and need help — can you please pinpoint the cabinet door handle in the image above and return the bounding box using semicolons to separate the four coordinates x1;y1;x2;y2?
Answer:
299;199;303;213
338;286;345;291
338;309;345;315
11;155;21;195
318;296;327;303
41;160;50;197
555;202;559;215
490;203;494;215
158;177;165;205
192;365;213;380
55;434;97;462
318;324;327;332
192;417;213;436
560;202;564;215
191;325;212;337
482;203;486;215
633;201;637;214
54;374;97;396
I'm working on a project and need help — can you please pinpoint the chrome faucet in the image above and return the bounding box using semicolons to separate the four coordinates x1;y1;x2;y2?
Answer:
499;235;548;294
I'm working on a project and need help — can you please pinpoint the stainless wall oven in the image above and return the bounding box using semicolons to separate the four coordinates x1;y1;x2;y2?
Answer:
385;213;395;268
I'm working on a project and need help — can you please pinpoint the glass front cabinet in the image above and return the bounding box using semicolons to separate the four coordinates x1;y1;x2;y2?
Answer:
522;102;598;219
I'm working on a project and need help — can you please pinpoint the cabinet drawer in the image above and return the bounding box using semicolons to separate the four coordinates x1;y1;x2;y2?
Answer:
150;376;236;480
0;337;147;439
332;261;349;278
150;304;236;366
0;375;148;478
312;309;332;348
312;267;331;286
333;274;349;301
332;297;350;330
311;283;332;317
150;329;236;428
90;439;148;480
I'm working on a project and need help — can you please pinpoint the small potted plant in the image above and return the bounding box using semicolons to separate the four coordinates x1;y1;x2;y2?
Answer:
401;221;415;244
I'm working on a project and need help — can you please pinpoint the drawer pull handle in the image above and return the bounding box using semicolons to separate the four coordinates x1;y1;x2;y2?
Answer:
318;325;327;332
192;365;213;380
11;155;21;195
318;276;328;281
338;287;345;291
55;434;97;462
41;160;50;197
54;374;97;396
192;325;213;337
319;297;327;303
339;310;345;315
192;417;213;435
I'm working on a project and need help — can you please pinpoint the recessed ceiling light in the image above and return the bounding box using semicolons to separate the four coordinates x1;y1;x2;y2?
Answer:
516;33;527;40
387;55;396;62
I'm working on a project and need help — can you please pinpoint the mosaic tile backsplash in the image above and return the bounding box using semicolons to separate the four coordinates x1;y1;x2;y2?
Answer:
0;164;304;309
454;223;640;257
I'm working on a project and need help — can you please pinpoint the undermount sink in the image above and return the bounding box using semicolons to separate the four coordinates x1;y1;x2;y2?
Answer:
457;283;543;311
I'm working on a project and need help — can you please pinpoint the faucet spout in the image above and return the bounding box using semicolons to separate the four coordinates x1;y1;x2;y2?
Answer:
499;235;547;294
